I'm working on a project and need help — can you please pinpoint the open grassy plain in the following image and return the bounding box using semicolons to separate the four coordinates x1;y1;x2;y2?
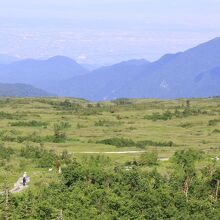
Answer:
0;97;220;190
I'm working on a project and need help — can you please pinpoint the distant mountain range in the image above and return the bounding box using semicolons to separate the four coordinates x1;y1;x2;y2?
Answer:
0;56;88;90
0;37;220;100
53;59;151;100
0;83;54;97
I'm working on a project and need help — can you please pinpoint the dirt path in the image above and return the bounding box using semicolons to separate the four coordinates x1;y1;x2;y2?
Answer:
0;176;29;195
10;176;30;194
72;151;146;154
1;152;168;195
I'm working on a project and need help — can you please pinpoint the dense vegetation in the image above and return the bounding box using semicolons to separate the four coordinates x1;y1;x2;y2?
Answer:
1;148;220;219
0;97;220;219
97;138;174;148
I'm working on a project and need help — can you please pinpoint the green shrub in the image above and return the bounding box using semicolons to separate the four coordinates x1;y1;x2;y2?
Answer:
98;138;135;147
179;122;192;128
0;111;14;119
52;99;83;111
97;138;174;148
56;121;71;129
145;109;208;121
136;140;174;148
144;110;173;121
212;129;220;133
112;98;133;105
0;144;14;160
94;119;122;127
208;118;220;126
20;145;58;168
139;152;158;166
0;111;25;120
53;123;66;143
10;120;48;128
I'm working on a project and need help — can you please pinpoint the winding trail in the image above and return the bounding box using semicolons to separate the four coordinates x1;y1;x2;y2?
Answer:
0;176;29;195
0;151;168;195
9;176;30;193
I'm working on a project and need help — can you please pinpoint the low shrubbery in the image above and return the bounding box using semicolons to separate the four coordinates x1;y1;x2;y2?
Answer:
53;123;67;143
20;145;72;168
52;99;83;111
139;152;158;166
98;137;135;147
0;111;15;120
208;118;220;126
94;119;122;127
212;129;220;133
136;139;174;148
10;120;48;128
20;145;58;168
179;122;193;128
57;121;71;129
144;110;173;121
0;131;67;144
145;108;208;121
111;98;133;105
97;137;174;148
0;144;14;160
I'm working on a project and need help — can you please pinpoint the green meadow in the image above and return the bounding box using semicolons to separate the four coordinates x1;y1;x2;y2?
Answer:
0;97;220;189
1;97;220;219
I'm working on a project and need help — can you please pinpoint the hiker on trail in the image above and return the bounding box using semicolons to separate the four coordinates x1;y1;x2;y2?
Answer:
22;172;27;186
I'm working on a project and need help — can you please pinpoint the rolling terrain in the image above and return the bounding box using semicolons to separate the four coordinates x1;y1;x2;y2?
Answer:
0;97;220;218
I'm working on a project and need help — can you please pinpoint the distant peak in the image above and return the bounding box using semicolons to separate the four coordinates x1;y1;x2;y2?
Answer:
47;56;77;63
210;37;220;42
199;37;220;46
116;59;150;66
189;37;220;51
157;52;182;64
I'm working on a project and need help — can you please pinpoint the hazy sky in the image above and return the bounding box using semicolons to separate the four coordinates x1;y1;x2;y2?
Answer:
0;0;220;65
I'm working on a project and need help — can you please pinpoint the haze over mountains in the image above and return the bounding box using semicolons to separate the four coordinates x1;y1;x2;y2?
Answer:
0;54;20;65
0;38;220;100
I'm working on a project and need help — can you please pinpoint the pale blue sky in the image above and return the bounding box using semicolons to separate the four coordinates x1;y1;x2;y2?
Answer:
0;0;220;65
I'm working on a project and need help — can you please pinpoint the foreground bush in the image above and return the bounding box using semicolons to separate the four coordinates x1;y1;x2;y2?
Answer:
2;150;220;219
